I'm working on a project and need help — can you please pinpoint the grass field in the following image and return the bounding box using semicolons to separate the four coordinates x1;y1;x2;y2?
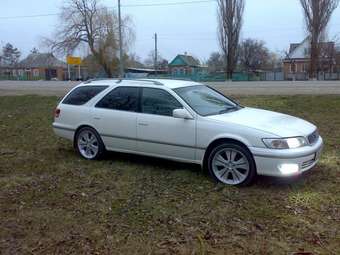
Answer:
0;95;339;255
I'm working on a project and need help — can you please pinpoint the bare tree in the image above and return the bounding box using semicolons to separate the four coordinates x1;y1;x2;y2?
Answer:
239;39;270;72
206;52;225;73
144;51;168;69
46;0;135;77
127;53;144;68
300;0;339;79
217;0;245;80
319;41;336;77
284;51;297;81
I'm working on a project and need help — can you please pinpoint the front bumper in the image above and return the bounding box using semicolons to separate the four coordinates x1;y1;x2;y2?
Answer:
249;136;324;177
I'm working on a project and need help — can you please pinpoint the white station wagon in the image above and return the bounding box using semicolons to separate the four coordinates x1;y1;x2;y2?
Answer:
53;79;323;186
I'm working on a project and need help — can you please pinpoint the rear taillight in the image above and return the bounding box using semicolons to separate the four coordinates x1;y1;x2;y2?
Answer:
54;108;61;118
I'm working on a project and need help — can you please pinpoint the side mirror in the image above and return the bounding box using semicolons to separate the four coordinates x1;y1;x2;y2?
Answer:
173;108;193;120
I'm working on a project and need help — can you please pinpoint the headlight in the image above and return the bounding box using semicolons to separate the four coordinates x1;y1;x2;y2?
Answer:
262;137;308;149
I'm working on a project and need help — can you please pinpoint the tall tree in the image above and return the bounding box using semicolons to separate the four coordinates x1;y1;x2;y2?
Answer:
47;0;135;77
239;39;270;72
300;0;339;79
1;43;21;67
217;0;245;80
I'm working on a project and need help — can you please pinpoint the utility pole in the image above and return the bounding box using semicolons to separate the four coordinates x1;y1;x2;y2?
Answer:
154;33;158;76
118;0;124;78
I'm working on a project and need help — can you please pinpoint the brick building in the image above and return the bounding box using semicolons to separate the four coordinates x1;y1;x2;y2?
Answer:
283;37;338;80
16;53;66;80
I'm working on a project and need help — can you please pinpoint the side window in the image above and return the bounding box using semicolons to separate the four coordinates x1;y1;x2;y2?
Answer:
96;87;139;112
62;86;108;105
141;88;183;117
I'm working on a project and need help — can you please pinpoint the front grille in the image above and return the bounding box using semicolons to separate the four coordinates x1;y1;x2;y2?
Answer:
307;130;319;145
302;159;315;169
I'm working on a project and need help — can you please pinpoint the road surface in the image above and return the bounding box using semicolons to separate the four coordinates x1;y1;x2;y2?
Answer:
1;80;340;96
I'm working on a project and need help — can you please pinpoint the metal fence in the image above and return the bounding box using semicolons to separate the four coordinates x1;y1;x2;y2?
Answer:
286;72;340;81
148;71;284;82
0;74;44;81
2;69;340;82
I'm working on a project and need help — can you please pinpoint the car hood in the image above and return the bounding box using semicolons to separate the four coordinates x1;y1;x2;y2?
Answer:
207;107;316;137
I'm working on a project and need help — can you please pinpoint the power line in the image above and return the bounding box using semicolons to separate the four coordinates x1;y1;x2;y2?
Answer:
0;13;59;19
0;0;215;19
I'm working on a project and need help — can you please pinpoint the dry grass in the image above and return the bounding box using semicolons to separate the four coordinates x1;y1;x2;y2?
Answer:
0;95;339;255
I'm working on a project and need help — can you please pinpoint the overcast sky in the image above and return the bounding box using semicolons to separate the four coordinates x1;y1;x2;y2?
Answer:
1;0;340;63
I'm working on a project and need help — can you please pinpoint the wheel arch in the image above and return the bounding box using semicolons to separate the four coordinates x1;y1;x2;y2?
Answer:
73;124;100;148
202;137;256;172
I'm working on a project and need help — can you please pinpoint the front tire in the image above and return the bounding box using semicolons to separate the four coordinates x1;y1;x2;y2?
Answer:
207;143;256;186
75;127;105;160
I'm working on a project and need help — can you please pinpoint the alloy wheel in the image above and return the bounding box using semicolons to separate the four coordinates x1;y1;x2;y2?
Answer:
212;148;250;185
77;129;99;159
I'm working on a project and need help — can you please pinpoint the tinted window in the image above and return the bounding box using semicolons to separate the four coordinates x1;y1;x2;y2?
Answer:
63;86;108;105
141;88;182;116
96;87;139;112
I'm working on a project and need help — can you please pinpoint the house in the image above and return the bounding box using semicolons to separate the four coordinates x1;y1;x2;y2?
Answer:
168;54;206;76
17;53;67;80
283;37;338;80
0;53;67;80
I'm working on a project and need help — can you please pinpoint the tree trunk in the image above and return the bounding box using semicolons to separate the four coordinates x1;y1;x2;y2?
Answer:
226;46;234;80
103;63;113;78
310;38;318;80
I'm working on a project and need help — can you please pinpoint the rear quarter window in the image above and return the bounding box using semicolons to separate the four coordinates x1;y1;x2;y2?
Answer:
62;86;108;105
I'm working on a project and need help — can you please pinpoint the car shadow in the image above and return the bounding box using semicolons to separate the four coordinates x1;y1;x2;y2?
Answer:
102;150;316;189
103;151;201;174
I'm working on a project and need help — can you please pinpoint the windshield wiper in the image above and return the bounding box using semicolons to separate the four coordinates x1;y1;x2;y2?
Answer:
219;106;240;114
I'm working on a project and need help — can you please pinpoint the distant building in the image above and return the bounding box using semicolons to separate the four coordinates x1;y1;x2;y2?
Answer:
125;67;168;78
283;37;338;80
16;53;67;80
168;54;206;76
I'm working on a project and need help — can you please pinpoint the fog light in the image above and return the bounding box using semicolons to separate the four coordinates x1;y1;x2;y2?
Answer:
279;163;299;175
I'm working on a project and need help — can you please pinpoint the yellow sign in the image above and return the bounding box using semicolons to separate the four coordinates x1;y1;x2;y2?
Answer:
67;56;82;65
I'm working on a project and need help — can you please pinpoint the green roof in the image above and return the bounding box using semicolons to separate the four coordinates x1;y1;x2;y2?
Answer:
169;54;201;67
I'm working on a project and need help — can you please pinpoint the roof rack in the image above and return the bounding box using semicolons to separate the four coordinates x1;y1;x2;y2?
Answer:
84;78;163;86
135;79;163;86
83;78;119;84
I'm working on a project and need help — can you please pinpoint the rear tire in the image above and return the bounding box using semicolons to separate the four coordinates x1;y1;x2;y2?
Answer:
75;127;105;160
207;143;256;186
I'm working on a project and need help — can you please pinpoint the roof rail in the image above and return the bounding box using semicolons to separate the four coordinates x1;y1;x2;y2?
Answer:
84;78;163;86
83;78;119;84
135;79;164;86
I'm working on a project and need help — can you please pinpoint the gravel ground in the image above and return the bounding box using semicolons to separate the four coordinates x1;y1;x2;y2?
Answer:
1;80;340;96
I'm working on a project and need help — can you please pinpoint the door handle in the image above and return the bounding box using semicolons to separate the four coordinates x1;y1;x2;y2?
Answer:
138;123;149;126
93;117;101;120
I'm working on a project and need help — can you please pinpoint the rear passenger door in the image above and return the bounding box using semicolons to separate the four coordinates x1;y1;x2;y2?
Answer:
136;87;196;161
92;86;139;152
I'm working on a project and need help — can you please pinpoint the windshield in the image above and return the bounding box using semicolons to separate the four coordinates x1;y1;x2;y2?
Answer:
174;85;241;116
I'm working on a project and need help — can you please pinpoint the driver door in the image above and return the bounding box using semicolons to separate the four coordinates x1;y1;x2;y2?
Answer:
136;87;196;161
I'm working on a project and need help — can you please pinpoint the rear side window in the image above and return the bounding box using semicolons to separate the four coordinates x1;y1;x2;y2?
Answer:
95;87;139;112
62;86;108;105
